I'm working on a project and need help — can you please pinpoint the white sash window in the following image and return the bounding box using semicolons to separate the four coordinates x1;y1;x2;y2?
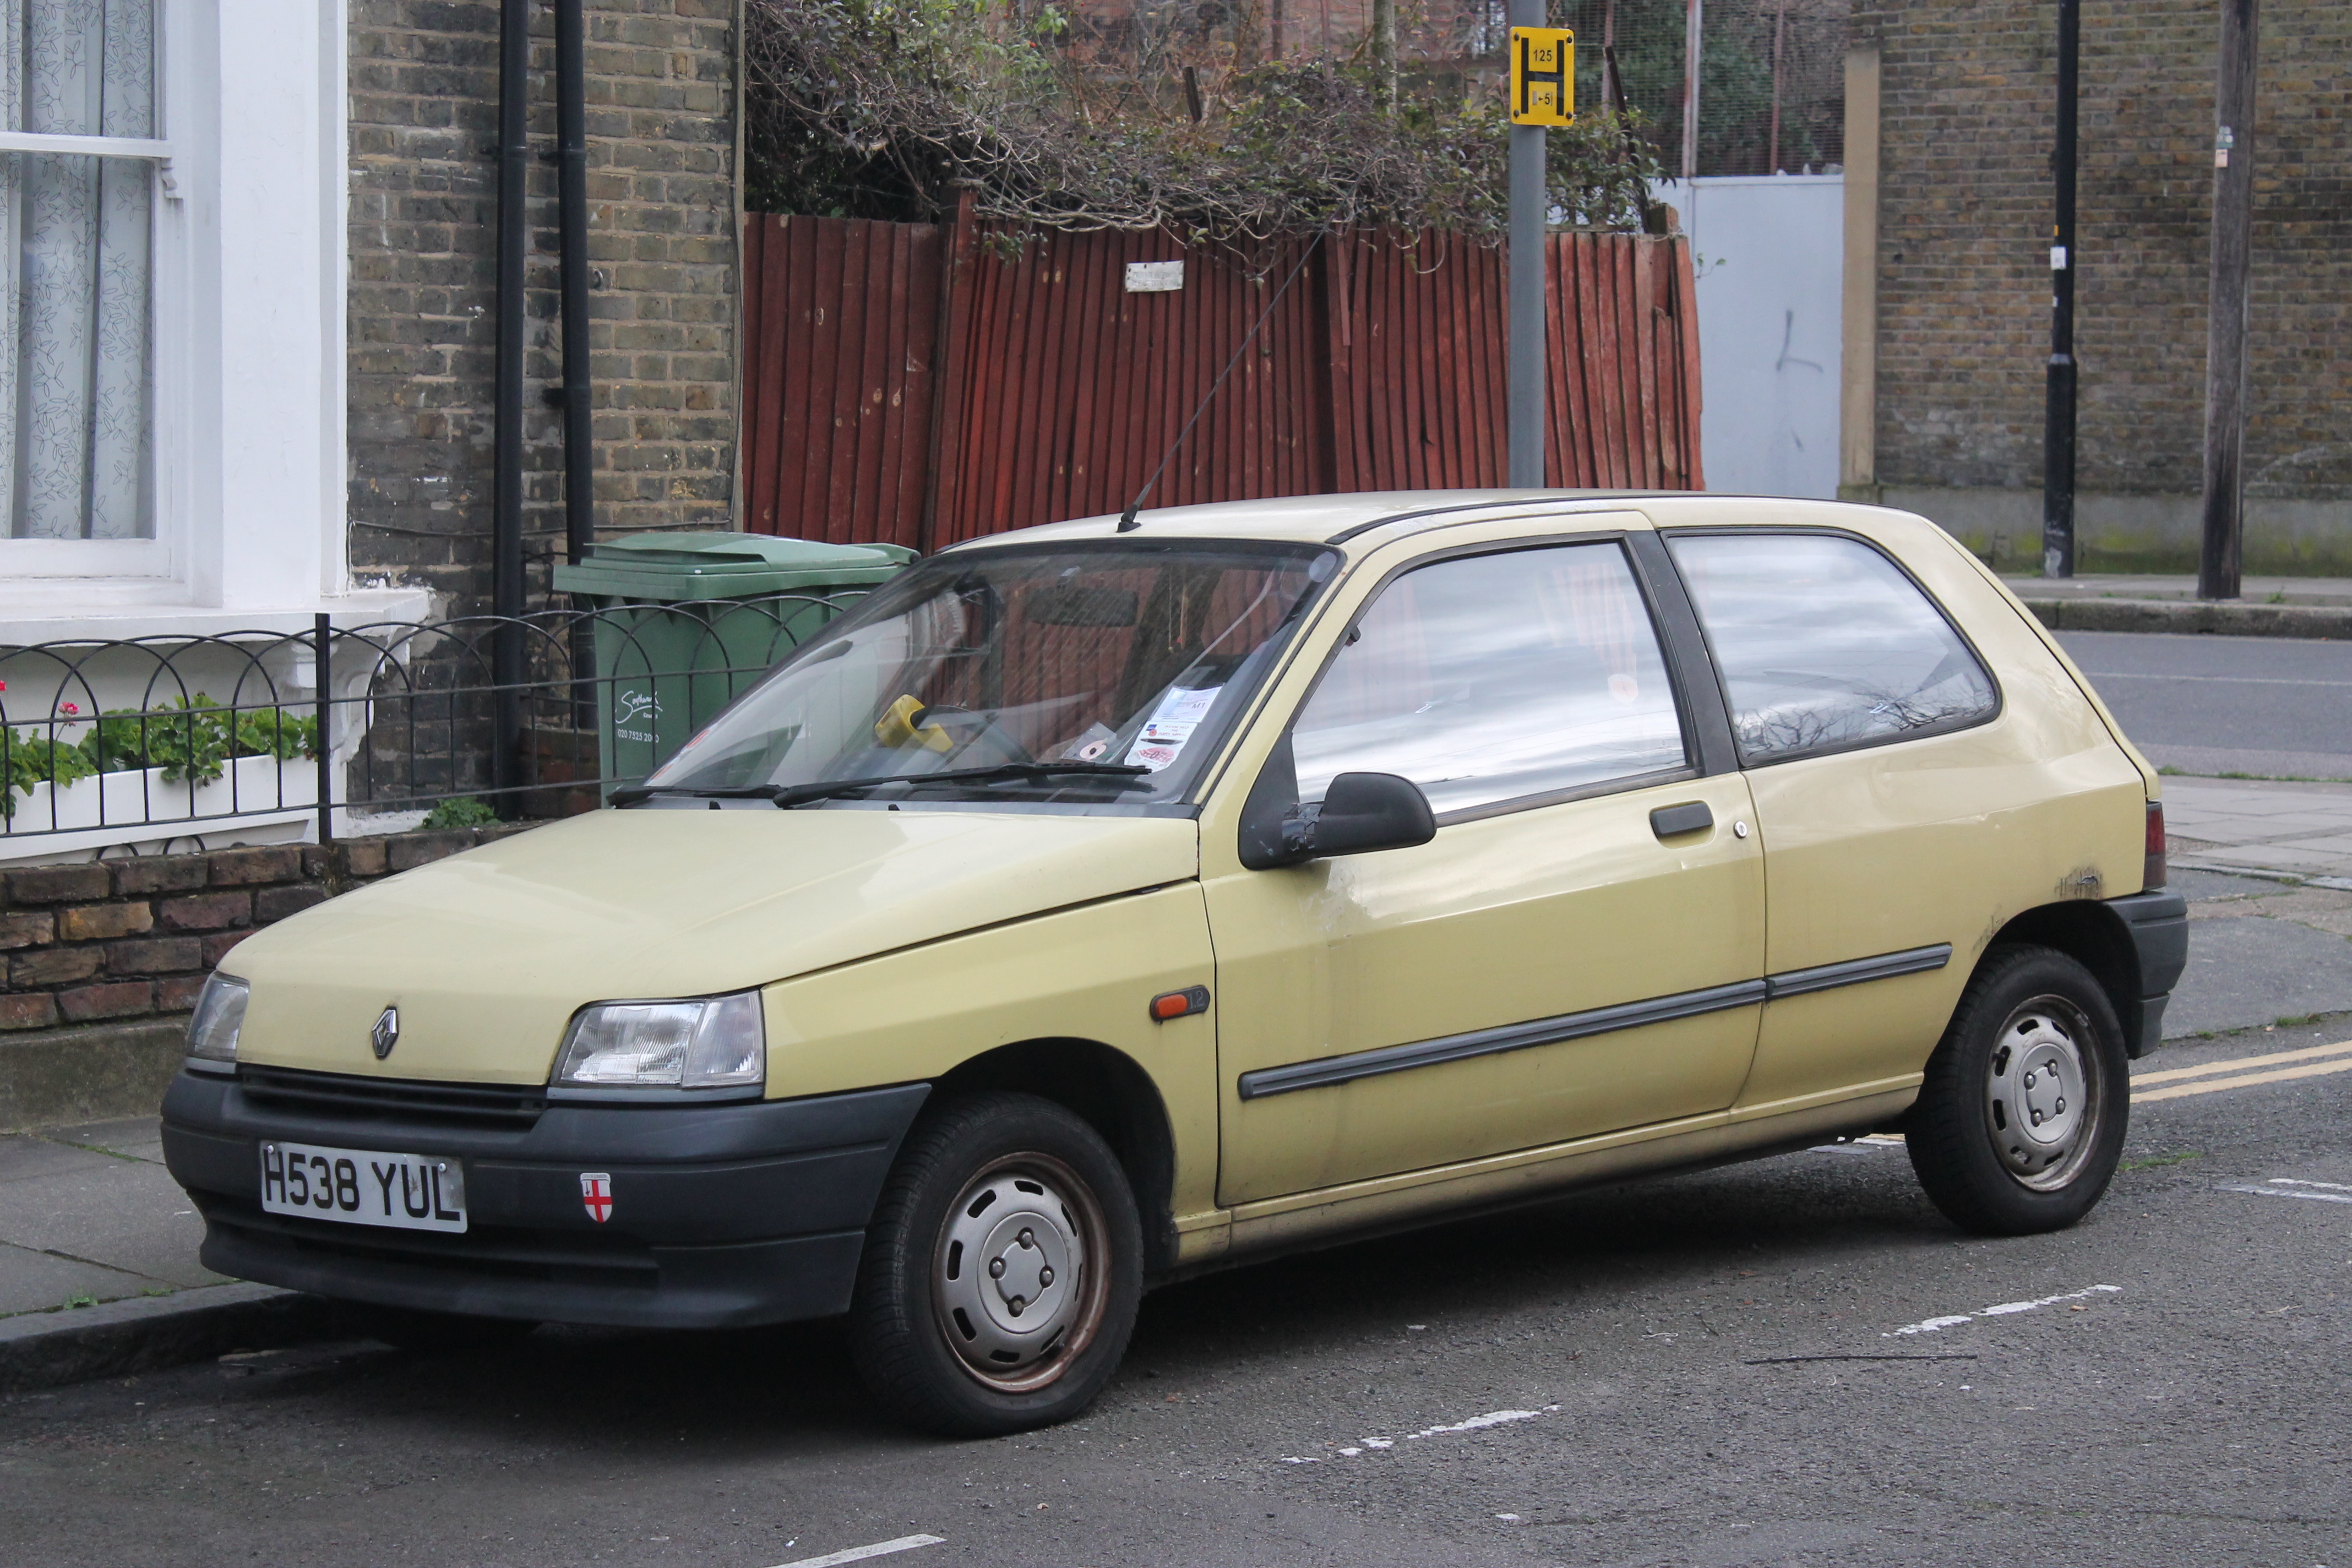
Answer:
2;0;164;544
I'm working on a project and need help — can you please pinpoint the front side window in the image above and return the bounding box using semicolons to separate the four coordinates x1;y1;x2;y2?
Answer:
643;541;1332;809
1668;531;1998;765
3;0;158;541
1288;540;1689;816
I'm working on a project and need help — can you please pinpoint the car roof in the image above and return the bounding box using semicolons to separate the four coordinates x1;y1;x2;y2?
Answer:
938;490;1903;553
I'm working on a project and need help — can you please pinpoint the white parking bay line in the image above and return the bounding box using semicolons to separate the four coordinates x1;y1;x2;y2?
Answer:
769;1536;944;1568
1884;1284;2121;1338
2220;1182;2352;1206
1279;1405;1558;1464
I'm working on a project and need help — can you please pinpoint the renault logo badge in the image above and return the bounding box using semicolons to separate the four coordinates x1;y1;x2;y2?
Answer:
370;1006;400;1060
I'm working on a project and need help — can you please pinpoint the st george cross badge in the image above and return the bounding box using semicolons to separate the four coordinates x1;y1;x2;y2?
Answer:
579;1172;613;1223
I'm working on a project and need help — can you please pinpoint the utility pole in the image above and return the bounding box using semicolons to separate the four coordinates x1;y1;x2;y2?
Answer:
2042;0;2079;579
2199;0;2259;601
1681;0;1703;181
1506;13;1571;487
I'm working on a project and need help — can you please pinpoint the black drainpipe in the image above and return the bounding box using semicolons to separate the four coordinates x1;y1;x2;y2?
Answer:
554;0;596;731
491;0;530;815
556;0;591;565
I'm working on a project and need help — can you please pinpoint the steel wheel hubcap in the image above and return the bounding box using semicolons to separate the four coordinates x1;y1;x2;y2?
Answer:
1984;997;2100;1189
934;1154;1103;1391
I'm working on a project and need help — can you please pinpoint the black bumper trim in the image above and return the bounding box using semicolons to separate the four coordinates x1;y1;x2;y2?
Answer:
161;1071;929;1329
196;1203;865;1329
2108;888;2189;1058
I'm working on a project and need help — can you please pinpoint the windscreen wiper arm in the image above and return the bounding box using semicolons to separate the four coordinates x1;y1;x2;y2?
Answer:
607;783;792;806
611;761;1152;810
766;761;1153;807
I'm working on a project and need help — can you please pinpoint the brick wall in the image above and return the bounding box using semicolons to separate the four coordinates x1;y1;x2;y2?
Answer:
347;0;741;614
0;829;535;1033
1853;1;2352;571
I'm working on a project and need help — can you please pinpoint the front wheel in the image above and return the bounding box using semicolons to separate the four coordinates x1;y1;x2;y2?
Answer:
848;1092;1142;1436
1907;944;2129;1235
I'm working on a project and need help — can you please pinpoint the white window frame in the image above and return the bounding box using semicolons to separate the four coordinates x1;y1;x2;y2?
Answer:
1;2;178;583
0;2;421;643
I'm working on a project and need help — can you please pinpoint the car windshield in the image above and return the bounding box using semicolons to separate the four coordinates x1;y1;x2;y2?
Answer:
640;540;1335;808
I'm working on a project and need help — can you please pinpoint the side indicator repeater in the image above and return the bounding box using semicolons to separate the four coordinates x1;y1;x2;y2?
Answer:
1150;986;1211;1023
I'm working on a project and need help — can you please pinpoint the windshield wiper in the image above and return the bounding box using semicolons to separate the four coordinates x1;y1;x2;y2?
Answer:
767;761;1153;807
611;761;1152;810
607;783;794;806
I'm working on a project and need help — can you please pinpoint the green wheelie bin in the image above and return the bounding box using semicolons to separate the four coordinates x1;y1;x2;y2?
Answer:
551;532;914;792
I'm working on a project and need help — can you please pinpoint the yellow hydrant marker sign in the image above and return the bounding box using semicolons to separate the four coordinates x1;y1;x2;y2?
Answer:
1509;28;1575;127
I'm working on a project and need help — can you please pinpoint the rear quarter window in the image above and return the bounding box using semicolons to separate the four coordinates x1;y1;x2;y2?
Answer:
1667;531;1999;765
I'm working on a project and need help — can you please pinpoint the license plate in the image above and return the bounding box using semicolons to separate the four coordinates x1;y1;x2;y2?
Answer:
259;1141;468;1233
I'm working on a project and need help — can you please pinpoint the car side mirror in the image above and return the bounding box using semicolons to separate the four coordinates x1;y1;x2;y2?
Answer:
1277;771;1436;864
1239;738;1436;869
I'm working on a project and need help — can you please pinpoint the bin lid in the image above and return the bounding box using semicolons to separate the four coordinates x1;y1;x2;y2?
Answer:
551;532;916;600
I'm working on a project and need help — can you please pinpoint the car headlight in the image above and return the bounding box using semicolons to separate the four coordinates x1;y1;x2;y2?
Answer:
186;973;248;1072
551;992;765;1090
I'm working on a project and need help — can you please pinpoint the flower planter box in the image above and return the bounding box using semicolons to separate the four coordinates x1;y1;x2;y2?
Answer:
3;755;319;857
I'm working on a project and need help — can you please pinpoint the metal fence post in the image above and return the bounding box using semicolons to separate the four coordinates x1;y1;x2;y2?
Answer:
314;613;334;847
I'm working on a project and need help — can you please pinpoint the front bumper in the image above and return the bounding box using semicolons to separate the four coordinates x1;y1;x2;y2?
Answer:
161;1068;929;1330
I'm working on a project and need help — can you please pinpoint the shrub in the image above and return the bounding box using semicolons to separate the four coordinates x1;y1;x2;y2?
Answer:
744;0;1665;241
422;797;501;830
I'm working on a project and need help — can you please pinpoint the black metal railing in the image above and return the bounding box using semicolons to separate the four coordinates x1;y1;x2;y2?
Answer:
0;592;870;848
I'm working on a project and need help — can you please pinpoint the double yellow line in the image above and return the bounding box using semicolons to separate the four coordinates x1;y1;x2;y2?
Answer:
2133;1038;2352;1103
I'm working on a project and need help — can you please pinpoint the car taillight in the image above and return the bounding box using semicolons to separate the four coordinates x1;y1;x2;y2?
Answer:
2145;800;2166;890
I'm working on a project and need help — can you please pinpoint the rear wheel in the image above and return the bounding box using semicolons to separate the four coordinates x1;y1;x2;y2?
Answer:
849;1092;1141;1436
1907;944;2128;1235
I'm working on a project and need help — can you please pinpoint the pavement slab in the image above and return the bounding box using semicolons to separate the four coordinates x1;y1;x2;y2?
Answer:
2158;776;2352;881
0;1128;222;1295
0;1133;111;1187
0;1241;166;1317
38;1117;170;1163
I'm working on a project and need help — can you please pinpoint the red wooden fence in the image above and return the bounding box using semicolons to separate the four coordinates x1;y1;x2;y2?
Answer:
739;211;1702;552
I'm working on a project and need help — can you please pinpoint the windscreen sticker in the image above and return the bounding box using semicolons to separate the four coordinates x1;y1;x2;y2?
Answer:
1124;684;1222;771
1058;722;1118;763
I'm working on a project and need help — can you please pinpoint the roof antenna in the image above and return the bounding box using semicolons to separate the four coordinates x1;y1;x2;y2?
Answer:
1118;231;1327;532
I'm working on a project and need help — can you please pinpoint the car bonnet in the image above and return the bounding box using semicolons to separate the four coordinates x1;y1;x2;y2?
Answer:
224;807;1200;1084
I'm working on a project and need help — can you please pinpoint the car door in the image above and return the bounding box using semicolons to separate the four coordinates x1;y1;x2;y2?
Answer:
1663;526;2144;1115
1202;528;1767;1208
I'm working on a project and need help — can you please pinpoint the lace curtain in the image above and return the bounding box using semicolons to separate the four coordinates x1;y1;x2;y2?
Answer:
3;0;154;541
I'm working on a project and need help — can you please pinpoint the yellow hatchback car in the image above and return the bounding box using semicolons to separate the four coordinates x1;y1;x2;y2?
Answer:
162;492;2186;1434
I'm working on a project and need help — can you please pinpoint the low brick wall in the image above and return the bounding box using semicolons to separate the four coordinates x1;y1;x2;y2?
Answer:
1;825;540;1033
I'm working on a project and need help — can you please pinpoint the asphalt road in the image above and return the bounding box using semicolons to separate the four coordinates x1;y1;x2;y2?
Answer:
4;1016;2345;1568
2056;630;2352;780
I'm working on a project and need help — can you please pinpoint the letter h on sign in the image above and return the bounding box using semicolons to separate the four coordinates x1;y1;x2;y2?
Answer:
1510;28;1575;128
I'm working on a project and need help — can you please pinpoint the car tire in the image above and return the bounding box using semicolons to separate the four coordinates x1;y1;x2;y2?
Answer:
1907;943;2129;1236
848;1092;1142;1437
364;1307;540;1352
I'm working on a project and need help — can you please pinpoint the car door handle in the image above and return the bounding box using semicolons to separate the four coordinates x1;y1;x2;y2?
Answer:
1649;802;1714;839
